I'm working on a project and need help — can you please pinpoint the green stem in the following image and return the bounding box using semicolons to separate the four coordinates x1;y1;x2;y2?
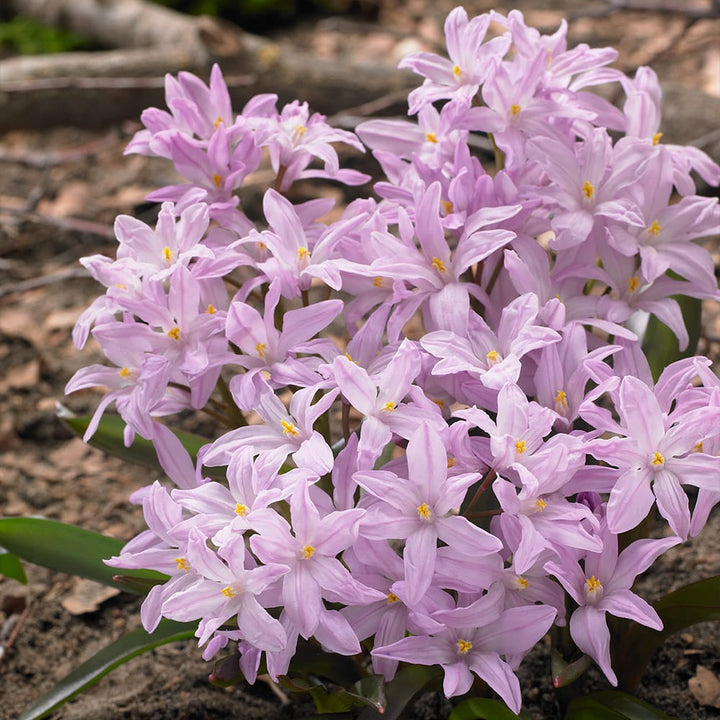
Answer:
216;375;247;428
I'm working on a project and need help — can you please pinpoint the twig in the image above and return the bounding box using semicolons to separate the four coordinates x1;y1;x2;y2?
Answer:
0;602;31;665
0;205;115;241
0;267;89;298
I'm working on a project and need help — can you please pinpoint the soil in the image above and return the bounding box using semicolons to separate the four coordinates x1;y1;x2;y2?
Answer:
1;2;720;719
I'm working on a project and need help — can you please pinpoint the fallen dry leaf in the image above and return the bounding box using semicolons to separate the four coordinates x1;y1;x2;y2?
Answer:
689;665;720;709
61;578;120;616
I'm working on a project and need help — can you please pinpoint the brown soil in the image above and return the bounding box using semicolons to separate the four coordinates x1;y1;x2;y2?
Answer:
2;2;720;719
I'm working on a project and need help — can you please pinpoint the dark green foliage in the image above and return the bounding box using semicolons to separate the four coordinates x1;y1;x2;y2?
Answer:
0;16;96;55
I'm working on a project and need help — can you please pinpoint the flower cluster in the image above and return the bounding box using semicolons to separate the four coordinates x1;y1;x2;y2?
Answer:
67;7;720;714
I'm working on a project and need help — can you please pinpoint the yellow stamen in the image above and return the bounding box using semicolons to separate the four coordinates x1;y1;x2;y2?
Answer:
651;451;665;466
628;275;640;293
586;576;602;593
433;398;446;408
535;498;547;511
212;173;223;188
693;441;703;453
302;545;315;559
167;327;181;341
162;246;174;262
515;439;527;455
281;420;299;436
344;352;357;364
206;304;217;314
235;503;247;516
432;256;447;273
115;283;127;290
417;502;431;519
425;132;438;143
647;220;662;236
222;586;236;598
555;390;567;409
457;639;472;653
510;104;521;117
119;367;131;378
447;456;456;468
382;401;396;413
453;65;462;77
175;557;190;572
256;342;267;358
257;241;267;251
294;124;308;139
387;592;400;604
441;200;454;215
582;181;595;199
373;276;384;287
298;246;310;260
486;350;502;366
214;116;223;129
652;132;663;145
516;576;529;590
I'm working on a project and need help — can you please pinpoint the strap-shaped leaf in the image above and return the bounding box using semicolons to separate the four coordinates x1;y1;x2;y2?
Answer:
19;619;196;720
60;410;209;471
358;665;439;720
449;697;532;719
0;517;166;594
566;691;676;719
642;293;701;383
614;575;720;691
0;546;28;583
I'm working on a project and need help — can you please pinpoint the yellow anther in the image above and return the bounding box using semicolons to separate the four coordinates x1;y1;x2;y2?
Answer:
206;304;217;314
175;557;190;572
298;246;310;260
302;545;315;559
457;639;473;653
257;241;267;251
453;65;462;77
648;220;662;236
344;352;357;364
432;256;447;273
167;327;181;341
516;576;529;590
651;451;665;466
433;398;446;408
281;420;299;436
256;342;267;358
214;116;223;129
294;124;308;139
555;390;568;409
417;502;432;519
652;132;663;145
162;246;174;262
382;401;396;413
387;592;400;604
486;350;502;366
447;456;456;468
119;367;131;378
535;498;547;511
510;104;521;117
425;132;438;143
115;283;128;290
373;276;384;287
628;275;640;293
222;586;236;598
515;439;527;455
586;576;602;593
212;173;223;188
582;181;595;199
693;441;704;453
235;503;247;516
441;200;454;215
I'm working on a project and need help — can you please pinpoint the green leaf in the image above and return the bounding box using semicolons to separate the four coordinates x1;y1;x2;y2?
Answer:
565;691;677;720
615;575;720;691
19;619;196;720
358;665;439;720
641;293;701;383
449;697;531;719
59;410;210;471
0;517;166;594
0;546;27;583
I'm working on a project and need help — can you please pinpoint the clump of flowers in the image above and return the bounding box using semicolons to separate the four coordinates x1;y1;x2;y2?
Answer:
19;6;720;718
